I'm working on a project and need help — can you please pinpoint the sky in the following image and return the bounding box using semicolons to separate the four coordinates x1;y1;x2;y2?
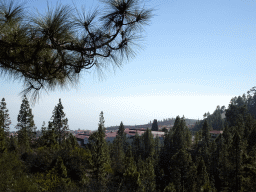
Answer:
1;0;256;131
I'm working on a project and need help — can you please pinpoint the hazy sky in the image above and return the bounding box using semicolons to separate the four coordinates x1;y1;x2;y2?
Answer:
1;0;255;131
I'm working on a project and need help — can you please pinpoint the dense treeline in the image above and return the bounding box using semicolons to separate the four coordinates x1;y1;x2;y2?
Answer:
194;86;256;132
1;88;256;191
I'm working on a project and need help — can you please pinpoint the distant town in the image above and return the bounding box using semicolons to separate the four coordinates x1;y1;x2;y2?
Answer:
7;118;223;148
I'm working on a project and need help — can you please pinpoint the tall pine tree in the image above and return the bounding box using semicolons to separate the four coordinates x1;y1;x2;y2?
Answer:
0;98;11;135
117;121;128;153
50;98;69;145
15;95;37;151
87;111;112;191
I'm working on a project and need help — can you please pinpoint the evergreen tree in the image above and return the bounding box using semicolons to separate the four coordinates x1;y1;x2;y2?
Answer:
137;156;156;192
194;131;200;147
201;119;211;147
247;87;256;118
218;135;230;191
15;95;36;151
172;116;189;153
184;125;192;149
87;111;112;191
37;121;47;147
154;134;161;159
0;98;11;135
225;101;248;128
46;121;59;149
140;128;155;160
132;132;142;163
122;145;142;192
63;133;80;150
8;135;18;153
170;148;196;192
0;0;153;105
117;121;128;152
228;131;244;192
50;98;69;145
195;157;210;191
157;125;174;191
0;112;6;153
111;134;125;177
244;114;256;140
117;121;125;138
152;119;158;131
247;126;256;154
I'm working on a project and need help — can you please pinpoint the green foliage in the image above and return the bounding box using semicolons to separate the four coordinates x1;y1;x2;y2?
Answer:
122;145;142;192
15;95;37;151
0;98;11;134
195;157;210;191
117;121;128;153
0;0;153;104
0;126;6;153
87;111;112;191
164;182;176;192
140;128;155;160
0;151;39;191
137;156;156;192
170;148;196;192
50;98;69;145
132;132;142;162
111;134;125;176
172;116;187;152
2;86;256;191
162;127;168;133
202;120;211;147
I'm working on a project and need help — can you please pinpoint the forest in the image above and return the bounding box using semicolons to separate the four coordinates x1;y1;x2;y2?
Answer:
0;87;256;192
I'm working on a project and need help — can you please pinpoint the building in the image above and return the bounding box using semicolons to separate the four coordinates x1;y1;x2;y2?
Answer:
75;128;165;146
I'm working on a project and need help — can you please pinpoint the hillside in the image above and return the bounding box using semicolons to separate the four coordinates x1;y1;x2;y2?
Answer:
106;118;198;131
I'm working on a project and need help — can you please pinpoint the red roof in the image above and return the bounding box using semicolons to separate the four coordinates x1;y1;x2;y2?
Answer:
75;134;89;140
105;132;118;138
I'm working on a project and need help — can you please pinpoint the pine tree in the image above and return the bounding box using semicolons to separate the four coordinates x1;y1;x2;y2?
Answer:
88;111;112;191
132;132;142;163
117;121;128;152
0;0;153;105
247;126;256;155
195;157;210;191
15;95;37;151
140;128;155;160
46;121;59;149
37;121;47;147
117;121;125;138
0;98;11;135
202;120;211;147
184;125;192;149
8;135;18;153
157;125;174;191
172;116;188;153
218;135;230;191
50;98;69;145
170;148;196;192
137;156;156;192
0;112;6;153
111;134;125;176
152;119;158;131
228;131;244;192
244;114;256;140
122;145;142;192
